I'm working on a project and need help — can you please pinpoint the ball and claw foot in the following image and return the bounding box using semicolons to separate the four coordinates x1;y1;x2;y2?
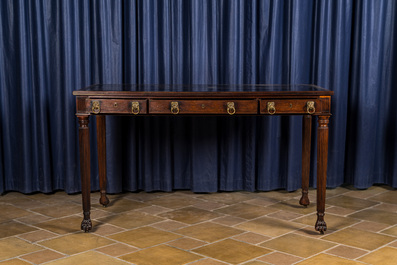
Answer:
315;213;327;234
299;190;310;207
81;212;92;232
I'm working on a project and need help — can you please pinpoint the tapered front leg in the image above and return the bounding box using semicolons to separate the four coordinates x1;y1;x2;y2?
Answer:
315;115;330;234
300;115;312;207
78;115;92;232
96;115;109;207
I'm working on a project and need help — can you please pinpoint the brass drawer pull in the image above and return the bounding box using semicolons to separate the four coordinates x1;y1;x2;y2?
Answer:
170;101;179;114
267;102;276;115
92;101;101;114
306;101;315;114
131;101;140;115
227;102;236;115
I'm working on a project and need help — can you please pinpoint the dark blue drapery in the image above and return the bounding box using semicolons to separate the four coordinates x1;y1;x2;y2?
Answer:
0;0;396;194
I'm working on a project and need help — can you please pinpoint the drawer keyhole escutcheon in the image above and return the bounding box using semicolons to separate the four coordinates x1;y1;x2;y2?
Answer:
227;102;236;115
92;101;101;114
114;102;118;107
306;101;315;114
171;101;180;114
267;102;276;115
131;101;140;115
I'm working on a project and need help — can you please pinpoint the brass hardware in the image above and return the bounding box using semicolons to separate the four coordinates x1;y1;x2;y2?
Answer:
131;101;140;115
114;102;118;107
92;101;101;114
306;101;315;114
227;102;236;115
289;103;292;108
267;102;276;115
171;101;180;114
201;104;205;109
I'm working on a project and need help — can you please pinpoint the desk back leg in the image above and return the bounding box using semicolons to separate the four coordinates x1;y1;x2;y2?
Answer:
78;115;92;232
300;115;312;206
315;115;330;234
97;115;109;207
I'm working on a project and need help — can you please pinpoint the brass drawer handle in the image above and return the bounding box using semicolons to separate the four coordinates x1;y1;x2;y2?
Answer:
227;102;236;115
92;101;101;114
171;101;179;114
131;101;140;115
267;102;276;115
306;101;315;114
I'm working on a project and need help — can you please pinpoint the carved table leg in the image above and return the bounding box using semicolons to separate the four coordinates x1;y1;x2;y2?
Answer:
315;115;330;234
300;115;312;207
78;115;92;232
97;115;109;207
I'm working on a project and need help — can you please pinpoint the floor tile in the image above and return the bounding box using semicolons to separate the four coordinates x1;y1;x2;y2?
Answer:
236;217;305;237
358;246;397;265
189;258;229;264
325;195;379;211
30;202;81;218
257;251;303;265
193;201;226;211
0;237;43;260
15;213;52;225
370;190;397;205
233;232;271;244
150;220;188;231
0;221;37;239
326;245;368;259
349;209;397;225
372;203;397;213
0;259;32;265
343;186;389;199
0;204;31;222
91;223;125;235
296;253;363;265
21;249;64;264
167;237;207;250
211;216;246;226
244;197;279;207
100;199;148;213
267;210;303;221
175;222;244;243
97;210;164;229
120;245;202;265
39;233;114;255
268;199;317;215
193;239;271;264
323;227;396;250
215;203;276;219
44;251;130;265
109;226;182;248
326;206;358;216
17;230;58;242
96;243;138;256
35;216;82;234
294;213;360;231
136;205;171;215
147;194;202;209
381;226;397;237
261;233;335;258
159;207;222;224
352;221;391;233
199;192;254;205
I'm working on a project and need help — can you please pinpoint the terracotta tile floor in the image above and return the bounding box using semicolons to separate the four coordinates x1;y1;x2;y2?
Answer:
1;185;397;264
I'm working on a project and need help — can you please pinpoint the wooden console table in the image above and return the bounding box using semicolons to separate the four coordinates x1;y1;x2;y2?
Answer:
73;84;333;234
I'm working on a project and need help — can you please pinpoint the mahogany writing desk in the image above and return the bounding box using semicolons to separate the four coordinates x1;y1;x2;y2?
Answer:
73;84;333;234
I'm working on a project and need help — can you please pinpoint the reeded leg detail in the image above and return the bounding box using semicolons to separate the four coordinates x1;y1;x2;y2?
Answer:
78;115;92;232
300;115;312;207
316;116;330;234
81;211;92;232
96;116;109;207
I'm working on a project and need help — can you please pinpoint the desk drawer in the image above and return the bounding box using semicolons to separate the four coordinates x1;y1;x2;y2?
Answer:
260;99;319;115
87;99;147;115
149;99;258;115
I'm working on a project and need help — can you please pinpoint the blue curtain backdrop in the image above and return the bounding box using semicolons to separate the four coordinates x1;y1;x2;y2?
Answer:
0;0;396;194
